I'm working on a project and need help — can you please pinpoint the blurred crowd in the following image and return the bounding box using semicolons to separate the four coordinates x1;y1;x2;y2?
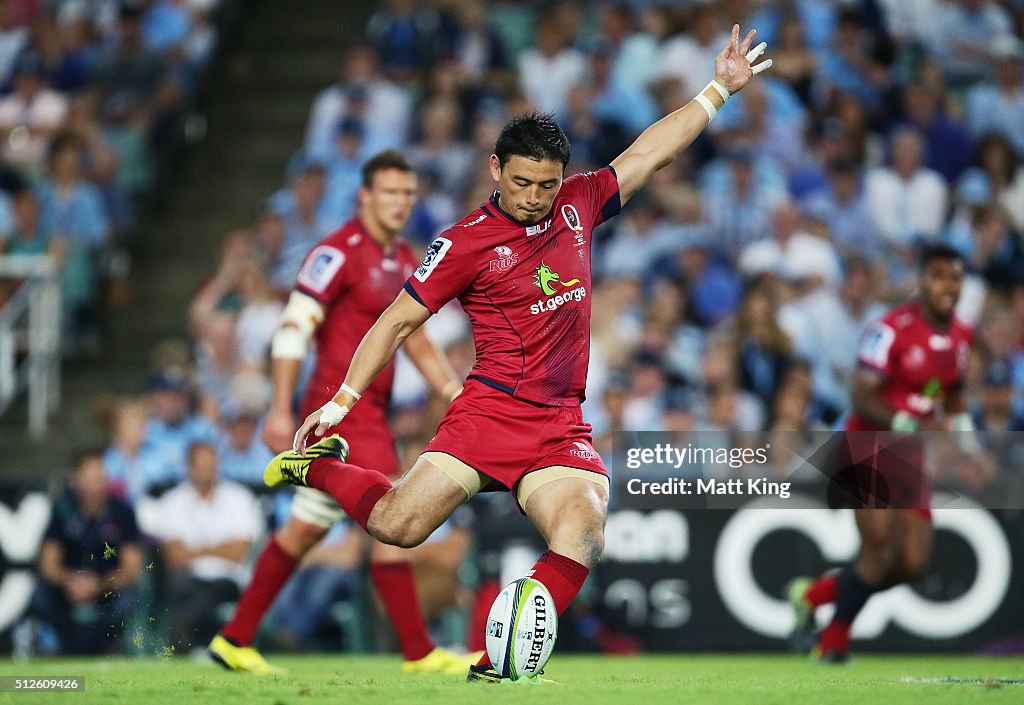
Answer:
0;0;225;350
22;0;1024;655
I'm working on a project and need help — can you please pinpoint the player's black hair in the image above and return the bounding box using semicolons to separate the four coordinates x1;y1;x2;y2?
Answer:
362;149;414;188
494;112;571;169
919;243;964;270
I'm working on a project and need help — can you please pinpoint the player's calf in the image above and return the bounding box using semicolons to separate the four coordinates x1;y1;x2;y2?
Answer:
366;508;435;549
363;455;470;546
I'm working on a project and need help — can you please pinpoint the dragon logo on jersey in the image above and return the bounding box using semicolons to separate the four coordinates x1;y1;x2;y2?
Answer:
530;263;586;315
561;204;583;233
533;262;580;296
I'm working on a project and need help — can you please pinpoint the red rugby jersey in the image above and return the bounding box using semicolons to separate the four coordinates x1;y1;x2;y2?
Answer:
404;166;621;407
293;217;419;414
846;301;974;432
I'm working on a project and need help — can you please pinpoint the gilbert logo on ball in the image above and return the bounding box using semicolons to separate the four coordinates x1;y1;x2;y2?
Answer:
485;577;558;680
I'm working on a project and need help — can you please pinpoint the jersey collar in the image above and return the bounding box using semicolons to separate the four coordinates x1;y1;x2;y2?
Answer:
485;191;554;236
355;216;399;257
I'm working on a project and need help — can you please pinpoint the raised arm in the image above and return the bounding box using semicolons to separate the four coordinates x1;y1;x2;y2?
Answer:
610;24;771;205
293;289;432;453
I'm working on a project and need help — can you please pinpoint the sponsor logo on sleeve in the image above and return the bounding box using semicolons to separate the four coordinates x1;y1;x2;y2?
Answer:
414;237;453;282
296;246;345;293
859;322;895;369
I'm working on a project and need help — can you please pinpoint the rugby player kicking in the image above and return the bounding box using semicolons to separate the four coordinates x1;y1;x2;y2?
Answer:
264;26;772;683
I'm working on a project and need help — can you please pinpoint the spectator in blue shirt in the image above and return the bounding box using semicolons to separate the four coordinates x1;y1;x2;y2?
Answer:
142;0;191;54
599;193;676;278
270;163;333;284
965;35;1024;155
318;118;367;229
747;0;837;52
439;0;508;84
39;134;109;249
900;82;974;183
365;0;442;82
701;147;787;258
0;189;49;255
103;397;167;504
216;400;274;489
971;358;1024;474
37;133;111;348
800;158;881;260
585;47;658;138
141;370;217;492
813;8;890;111
931;0;1013;83
595;2;661;93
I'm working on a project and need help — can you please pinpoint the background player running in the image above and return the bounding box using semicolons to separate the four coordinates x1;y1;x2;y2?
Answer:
209;151;471;675
262;25;771;684
789;244;975;662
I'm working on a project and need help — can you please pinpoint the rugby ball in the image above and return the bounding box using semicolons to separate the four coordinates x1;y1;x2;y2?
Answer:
485;577;557;681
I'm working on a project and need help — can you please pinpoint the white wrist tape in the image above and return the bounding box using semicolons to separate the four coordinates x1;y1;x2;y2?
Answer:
696;80;731;122
271;291;324;359
339;383;361;401
709;79;730;101
318;400;349;426
891;410;919;434
270;327;309;360
696;93;719;121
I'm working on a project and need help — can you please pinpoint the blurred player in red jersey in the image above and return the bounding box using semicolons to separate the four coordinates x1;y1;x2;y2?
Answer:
209;151;473;675
789;244;975;662
262;25;772;684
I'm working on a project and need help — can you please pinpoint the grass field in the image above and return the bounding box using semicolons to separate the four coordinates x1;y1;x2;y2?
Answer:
2;653;1022;705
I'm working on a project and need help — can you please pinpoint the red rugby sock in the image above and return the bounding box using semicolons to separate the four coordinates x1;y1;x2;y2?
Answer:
476;550;590;669
304;457;392;532
370;561;434;661
806;573;839;608
220;537;297;646
818;619;851;656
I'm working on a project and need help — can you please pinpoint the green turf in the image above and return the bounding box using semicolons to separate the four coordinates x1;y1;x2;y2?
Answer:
2;653;1022;705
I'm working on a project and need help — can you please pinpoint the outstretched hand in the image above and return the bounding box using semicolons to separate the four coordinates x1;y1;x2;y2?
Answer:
293;400;350;455
714;24;772;94
292;409;324;456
